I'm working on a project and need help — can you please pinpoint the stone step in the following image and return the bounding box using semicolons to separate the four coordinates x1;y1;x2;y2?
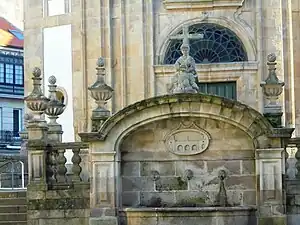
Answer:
0;205;26;213
0;213;27;221
0;197;26;205
0;191;26;199
0;221;27;224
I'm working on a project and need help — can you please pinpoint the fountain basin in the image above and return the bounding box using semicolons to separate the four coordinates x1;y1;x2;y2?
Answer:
120;207;257;225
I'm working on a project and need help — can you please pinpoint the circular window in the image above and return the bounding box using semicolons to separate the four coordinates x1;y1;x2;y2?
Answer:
164;23;248;64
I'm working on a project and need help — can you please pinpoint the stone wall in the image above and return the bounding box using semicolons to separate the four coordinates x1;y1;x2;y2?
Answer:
287;180;300;225
120;118;256;208
27;185;90;225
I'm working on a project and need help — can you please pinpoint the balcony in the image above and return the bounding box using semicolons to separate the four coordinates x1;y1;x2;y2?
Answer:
0;84;24;97
0;130;21;146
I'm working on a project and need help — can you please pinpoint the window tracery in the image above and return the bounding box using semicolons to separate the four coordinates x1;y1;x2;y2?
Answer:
164;23;248;64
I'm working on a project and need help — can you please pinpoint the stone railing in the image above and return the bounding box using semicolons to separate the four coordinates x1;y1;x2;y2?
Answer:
45;142;88;190
286;138;300;180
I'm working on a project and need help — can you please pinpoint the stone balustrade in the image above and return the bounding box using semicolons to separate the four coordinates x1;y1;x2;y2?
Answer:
45;142;88;189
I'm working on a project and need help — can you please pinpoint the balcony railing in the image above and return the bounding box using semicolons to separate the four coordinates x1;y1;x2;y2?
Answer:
0;130;22;144
0;84;24;96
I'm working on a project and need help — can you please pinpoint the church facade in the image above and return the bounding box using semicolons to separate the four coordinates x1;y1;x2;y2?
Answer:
23;0;300;139
22;1;300;225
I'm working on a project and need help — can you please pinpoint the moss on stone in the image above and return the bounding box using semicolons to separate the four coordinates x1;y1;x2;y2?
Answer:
258;217;286;225
175;196;206;207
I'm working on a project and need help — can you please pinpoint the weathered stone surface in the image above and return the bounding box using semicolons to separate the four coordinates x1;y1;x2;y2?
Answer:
140;192;175;207
140;161;175;176
207;160;241;175
121;207;256;225
27;198;90;210
122;192;140;207
122;177;155;192
155;177;188;191
121;162;140;176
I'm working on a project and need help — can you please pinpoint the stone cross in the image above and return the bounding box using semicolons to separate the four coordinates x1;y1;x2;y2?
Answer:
169;25;204;45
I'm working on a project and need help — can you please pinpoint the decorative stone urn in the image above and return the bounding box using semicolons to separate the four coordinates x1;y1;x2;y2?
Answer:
24;67;50;122
260;53;285;128
260;53;285;107
89;57;114;132
44;75;65;125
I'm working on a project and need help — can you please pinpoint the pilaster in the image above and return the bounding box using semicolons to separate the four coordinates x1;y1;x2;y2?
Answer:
256;148;287;225
89;144;117;225
26;122;49;192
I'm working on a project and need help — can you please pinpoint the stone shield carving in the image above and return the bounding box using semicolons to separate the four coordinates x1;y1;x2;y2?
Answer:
164;122;211;156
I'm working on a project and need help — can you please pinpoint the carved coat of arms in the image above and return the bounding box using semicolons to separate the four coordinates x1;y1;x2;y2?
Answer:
164;121;211;156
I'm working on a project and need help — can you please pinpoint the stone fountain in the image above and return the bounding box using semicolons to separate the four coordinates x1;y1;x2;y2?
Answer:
117;35;257;225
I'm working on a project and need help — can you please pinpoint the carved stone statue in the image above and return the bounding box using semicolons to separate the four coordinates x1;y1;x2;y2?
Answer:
169;38;199;94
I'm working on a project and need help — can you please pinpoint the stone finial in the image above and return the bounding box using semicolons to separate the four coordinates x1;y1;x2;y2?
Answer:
88;57;114;132
44;75;65;125
215;170;228;207
24;67;50;121
260;53;285;128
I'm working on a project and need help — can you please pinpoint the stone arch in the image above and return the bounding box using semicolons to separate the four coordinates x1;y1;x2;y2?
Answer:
156;17;256;64
98;94;273;152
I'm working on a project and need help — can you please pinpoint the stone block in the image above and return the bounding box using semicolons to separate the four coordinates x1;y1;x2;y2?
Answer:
122;191;140;207
140;161;175;176
175;161;205;176
90;208;104;217
216;215;255;225
288;214;300;225
155;177;188;191
64;209;90;218
294;195;300;205
226;175;256;190
243;190;257;205
27;220;39;225
258;216;287;225
242;160;255;175
207;160;241;175
174;191;207;206
121;162;140;176
162;216;215;225
119;215;157;225
122;177;155;191
37;218;89;225
226;190;243;206
140;192;175;207
189;175;219;191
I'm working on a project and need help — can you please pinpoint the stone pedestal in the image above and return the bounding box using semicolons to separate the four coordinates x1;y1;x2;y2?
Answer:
27;121;49;190
256;148;286;225
47;124;63;142
89;149;117;225
78;134;118;225
27;185;90;225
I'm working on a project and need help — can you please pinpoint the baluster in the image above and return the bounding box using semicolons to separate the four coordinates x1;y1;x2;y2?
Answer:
52;149;58;182
284;146;289;179
295;144;300;179
46;145;57;186
71;148;82;182
46;146;54;185
56;148;67;183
